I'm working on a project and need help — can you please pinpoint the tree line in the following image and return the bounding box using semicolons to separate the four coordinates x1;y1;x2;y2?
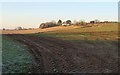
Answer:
39;19;117;29
39;19;87;29
2;19;117;30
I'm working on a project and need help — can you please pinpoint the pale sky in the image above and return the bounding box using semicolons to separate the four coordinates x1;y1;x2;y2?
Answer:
0;2;118;29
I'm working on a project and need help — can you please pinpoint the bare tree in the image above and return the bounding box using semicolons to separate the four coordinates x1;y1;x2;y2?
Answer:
66;20;72;25
73;20;77;24
57;19;62;25
94;19;100;23
15;27;22;30
79;20;86;25
39;23;47;29
3;28;5;30
51;20;56;24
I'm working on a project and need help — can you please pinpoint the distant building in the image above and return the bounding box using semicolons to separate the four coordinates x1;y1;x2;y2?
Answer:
90;21;95;23
90;19;100;24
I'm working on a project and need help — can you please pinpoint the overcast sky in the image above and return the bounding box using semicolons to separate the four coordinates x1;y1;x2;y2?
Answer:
0;2;118;29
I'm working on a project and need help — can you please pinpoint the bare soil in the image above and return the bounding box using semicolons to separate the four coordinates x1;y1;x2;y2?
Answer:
6;34;118;73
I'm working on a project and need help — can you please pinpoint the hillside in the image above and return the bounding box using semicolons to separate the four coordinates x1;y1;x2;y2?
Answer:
1;23;118;34
2;23;119;73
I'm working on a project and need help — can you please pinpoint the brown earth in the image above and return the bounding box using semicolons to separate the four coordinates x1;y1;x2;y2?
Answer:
5;34;118;73
1;26;80;34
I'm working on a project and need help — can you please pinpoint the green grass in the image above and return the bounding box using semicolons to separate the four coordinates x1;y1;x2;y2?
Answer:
1;23;118;73
2;35;33;73
45;23;118;34
29;23;118;41
29;23;119;64
29;31;118;41
75;23;118;32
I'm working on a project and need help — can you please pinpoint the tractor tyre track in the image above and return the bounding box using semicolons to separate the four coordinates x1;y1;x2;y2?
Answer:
6;34;118;73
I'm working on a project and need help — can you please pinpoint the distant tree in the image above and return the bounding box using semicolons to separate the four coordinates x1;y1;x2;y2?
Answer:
57;19;62;25
39;22;57;29
75;22;81;25
104;21;109;23
80;20;86;25
46;22;57;27
66;20;72;25
23;28;27;30
16;27;22;30
51;20;56;24
73;20;77;24
3;28;5;30
29;28;32;30
39;23;46;29
94;19;100;23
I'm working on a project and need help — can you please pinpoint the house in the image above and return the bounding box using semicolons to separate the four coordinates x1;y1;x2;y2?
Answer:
90;21;95;23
